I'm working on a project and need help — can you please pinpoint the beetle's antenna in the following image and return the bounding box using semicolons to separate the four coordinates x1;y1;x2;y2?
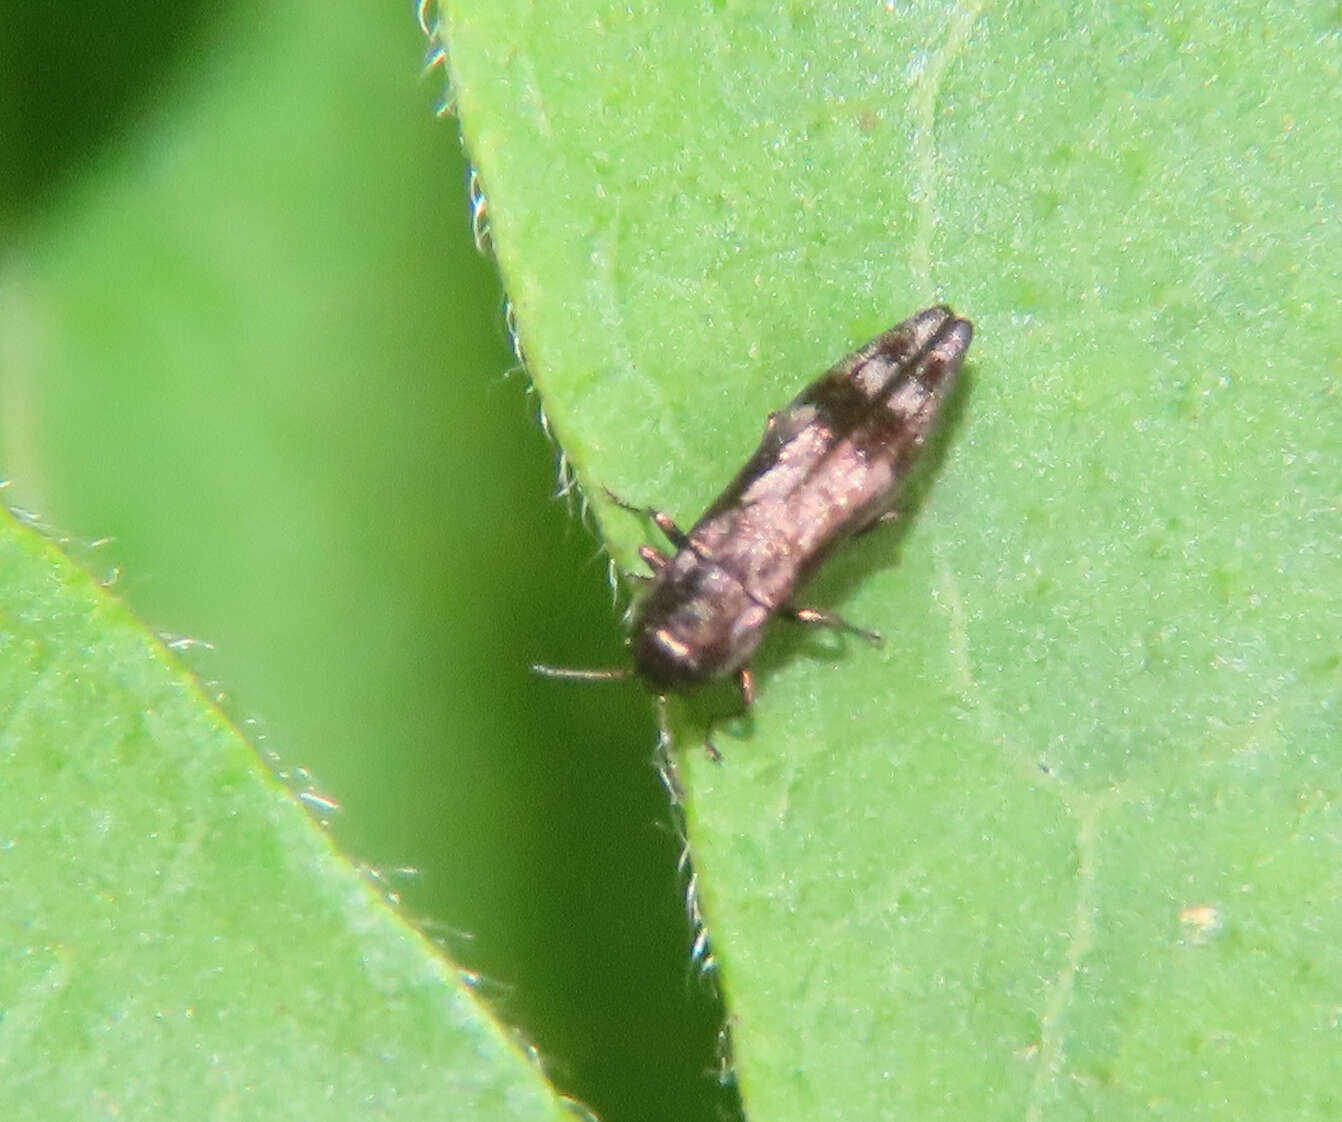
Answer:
531;663;634;682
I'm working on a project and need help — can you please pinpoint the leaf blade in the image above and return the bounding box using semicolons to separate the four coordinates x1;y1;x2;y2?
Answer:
444;1;1342;1118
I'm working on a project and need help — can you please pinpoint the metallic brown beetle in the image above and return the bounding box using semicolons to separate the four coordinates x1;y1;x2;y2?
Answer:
538;305;973;754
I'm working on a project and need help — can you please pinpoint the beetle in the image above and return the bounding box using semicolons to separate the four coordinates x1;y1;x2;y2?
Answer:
537;304;973;754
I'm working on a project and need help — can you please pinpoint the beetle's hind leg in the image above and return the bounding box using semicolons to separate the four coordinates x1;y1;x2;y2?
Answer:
603;487;691;550
782;605;884;646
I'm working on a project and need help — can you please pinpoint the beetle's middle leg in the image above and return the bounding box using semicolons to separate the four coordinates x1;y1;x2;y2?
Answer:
782;606;884;646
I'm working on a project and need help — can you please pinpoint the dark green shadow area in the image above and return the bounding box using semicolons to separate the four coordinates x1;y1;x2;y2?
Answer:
0;2;215;233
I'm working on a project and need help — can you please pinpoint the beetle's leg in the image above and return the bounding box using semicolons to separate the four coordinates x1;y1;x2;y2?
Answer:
853;508;902;539
604;488;692;550
783;606;884;646
608;559;656;590
608;546;667;587
738;665;757;708
651;512;690;549
700;666;753;763
639;545;670;573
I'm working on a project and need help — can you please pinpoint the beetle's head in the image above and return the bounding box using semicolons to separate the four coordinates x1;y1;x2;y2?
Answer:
630;572;769;694
631;621;710;692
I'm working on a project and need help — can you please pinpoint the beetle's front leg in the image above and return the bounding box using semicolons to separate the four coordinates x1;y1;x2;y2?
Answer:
606;543;670;591
638;545;669;574
782;606;884;646
603;487;692;550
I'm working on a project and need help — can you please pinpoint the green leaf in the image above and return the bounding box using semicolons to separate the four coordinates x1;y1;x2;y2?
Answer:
442;1;1342;1118
0;511;572;1120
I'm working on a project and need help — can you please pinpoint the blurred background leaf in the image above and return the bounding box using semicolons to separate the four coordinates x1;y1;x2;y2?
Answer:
0;509;573;1121
0;3;727;1121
